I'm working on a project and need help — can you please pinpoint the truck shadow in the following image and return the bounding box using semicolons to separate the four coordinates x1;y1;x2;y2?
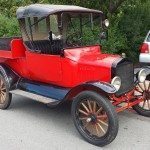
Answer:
10;94;150;129
9;95;150;149
10;95;81;138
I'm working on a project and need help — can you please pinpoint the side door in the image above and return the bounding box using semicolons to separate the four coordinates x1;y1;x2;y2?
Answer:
25;51;62;83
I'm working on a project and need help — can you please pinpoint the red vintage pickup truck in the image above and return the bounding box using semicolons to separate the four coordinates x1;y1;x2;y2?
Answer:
0;4;149;147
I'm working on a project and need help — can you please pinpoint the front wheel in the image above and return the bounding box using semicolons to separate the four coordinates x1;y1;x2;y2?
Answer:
71;91;118;147
133;79;150;117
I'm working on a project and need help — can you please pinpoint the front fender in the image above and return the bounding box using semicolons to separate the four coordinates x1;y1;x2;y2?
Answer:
0;64;19;89
65;81;116;100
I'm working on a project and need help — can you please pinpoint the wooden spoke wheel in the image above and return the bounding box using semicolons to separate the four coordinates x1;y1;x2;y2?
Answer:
71;91;118;146
0;75;12;109
77;99;108;138
133;79;150;117
0;78;7;104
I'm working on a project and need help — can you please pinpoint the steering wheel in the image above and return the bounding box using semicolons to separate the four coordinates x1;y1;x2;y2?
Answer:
66;32;82;47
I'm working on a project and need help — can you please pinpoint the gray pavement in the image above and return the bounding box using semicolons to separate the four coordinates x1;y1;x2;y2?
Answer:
0;95;150;150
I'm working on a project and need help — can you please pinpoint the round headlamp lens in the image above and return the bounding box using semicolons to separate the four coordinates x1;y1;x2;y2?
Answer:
111;76;121;91
138;69;146;83
104;19;109;27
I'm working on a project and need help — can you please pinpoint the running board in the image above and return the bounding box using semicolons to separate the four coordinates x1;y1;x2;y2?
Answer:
10;89;59;104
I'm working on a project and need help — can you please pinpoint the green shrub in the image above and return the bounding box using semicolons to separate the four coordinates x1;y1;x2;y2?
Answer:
0;0;149;62
118;1;150;62
0;15;21;37
101;19;127;55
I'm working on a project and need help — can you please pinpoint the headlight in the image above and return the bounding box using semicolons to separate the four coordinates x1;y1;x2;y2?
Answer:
111;76;121;91
138;69;146;83
103;19;109;27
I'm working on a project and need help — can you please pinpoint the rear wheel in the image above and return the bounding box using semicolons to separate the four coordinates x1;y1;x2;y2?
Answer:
0;75;12;109
71;91;118;146
133;79;150;117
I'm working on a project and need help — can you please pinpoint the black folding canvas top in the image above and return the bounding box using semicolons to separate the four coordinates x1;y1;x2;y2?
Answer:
16;4;103;19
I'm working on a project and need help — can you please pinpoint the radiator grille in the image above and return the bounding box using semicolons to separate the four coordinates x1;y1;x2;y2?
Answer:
113;60;134;96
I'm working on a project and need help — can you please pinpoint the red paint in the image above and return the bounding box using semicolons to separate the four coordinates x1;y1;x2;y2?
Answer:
0;39;120;87
11;39;26;58
0;39;25;59
0;38;145;112
0;51;12;59
109;89;144;113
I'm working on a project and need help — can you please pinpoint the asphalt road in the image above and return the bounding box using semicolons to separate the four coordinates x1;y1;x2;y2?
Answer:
0;95;150;150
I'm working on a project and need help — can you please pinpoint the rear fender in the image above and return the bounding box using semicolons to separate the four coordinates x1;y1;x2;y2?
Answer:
65;81;116;100
0;64;19;89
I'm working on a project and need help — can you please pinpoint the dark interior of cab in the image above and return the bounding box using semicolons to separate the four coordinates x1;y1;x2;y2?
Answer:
0;37;63;55
0;37;20;50
25;39;63;55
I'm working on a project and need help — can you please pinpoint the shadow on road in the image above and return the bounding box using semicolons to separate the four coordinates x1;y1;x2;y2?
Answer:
10;95;150;128
2;95;150;150
10;95;81;138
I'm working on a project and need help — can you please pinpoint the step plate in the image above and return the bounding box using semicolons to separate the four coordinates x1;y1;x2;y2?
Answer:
10;89;59;104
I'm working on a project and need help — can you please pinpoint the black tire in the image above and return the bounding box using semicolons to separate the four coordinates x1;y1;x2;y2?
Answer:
0;74;12;109
71;91;118;147
133;78;150;117
133;104;150;117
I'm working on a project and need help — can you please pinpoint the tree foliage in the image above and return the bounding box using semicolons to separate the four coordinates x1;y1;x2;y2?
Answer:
0;0;149;61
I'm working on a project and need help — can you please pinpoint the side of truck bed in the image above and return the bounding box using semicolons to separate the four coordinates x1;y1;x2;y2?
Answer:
0;37;26;59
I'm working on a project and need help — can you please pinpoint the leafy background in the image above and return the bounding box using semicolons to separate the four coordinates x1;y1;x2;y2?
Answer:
0;0;149;62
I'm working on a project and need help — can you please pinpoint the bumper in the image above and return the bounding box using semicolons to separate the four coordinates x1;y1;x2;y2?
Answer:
139;53;150;63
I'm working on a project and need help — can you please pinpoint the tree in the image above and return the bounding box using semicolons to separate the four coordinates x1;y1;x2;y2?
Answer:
0;0;149;62
108;0;126;14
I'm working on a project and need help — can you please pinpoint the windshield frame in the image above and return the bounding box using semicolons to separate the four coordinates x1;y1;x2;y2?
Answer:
59;12;104;48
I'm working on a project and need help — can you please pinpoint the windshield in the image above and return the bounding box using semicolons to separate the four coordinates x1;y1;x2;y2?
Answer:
19;12;103;54
62;13;102;48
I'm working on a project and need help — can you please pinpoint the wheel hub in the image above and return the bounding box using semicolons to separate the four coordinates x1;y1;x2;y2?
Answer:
86;114;97;123
90;114;97;123
145;92;150;100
